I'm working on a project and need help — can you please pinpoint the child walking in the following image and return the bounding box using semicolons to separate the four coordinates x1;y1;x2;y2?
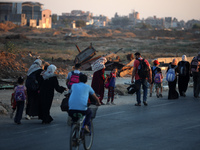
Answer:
106;68;118;105
154;68;164;98
14;76;27;124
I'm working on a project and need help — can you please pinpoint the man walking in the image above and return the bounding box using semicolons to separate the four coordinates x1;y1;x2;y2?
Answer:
131;52;152;106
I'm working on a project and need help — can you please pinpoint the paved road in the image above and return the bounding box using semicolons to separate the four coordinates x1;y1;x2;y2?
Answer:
0;88;200;150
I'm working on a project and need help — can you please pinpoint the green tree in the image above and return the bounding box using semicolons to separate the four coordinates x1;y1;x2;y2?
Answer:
140;23;152;29
192;24;200;29
76;20;86;28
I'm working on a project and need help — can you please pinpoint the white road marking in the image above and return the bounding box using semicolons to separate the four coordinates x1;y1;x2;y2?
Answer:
183;125;200;130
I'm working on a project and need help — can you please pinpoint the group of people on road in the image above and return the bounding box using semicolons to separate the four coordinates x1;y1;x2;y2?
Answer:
131;52;200;107
11;51;200;124
11;59;67;124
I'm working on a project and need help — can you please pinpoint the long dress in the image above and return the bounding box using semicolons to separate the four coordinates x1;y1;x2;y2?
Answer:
178;61;190;96
26;69;43;116
39;76;65;123
167;63;179;99
91;68;105;103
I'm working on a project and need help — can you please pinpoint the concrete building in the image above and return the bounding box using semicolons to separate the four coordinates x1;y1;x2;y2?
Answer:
145;16;164;29
164;17;172;29
129;10;140;25
42;9;52;28
0;2;27;26
0;1;51;28
21;2;43;26
185;19;200;29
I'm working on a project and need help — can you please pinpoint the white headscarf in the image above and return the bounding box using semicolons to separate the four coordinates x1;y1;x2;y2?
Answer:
182;55;187;61
91;57;107;72
43;64;57;80
27;59;42;76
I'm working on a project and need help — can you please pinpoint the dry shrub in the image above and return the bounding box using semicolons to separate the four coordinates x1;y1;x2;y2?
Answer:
113;30;121;34
0;21;17;31
53;31;61;36
124;32;136;38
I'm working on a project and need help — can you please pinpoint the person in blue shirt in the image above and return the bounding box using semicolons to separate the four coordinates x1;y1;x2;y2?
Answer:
68;74;101;132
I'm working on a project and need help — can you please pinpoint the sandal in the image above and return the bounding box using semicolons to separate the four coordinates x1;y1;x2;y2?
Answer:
135;103;141;106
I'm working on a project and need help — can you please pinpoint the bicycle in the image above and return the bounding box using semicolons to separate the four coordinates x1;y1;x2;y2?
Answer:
69;105;97;150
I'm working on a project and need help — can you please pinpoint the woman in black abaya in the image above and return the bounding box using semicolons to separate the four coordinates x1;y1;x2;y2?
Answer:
39;64;66;124
178;55;190;97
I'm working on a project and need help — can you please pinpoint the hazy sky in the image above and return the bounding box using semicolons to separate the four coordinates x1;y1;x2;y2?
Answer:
4;0;200;21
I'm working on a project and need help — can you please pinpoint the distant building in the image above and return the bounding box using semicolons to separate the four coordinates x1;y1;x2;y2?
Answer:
145;16;164;29
41;9;52;28
164;17;172;29
185;19;200;29
129;10;140;25
0;1;51;28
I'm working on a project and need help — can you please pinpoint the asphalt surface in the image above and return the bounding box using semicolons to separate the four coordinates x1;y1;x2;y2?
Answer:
0;88;200;150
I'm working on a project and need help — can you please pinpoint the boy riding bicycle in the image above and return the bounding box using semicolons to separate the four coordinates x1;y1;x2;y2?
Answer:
68;74;101;132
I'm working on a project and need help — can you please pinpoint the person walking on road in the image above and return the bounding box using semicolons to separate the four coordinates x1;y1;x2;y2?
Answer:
191;52;200;98
39;64;67;124
166;58;179;99
131;52;152;106
25;59;43;120
91;57;107;105
149;60;160;97
154;68;164;98
14;77;27;124
106;68;118;105
178;55;190;97
66;63;82;90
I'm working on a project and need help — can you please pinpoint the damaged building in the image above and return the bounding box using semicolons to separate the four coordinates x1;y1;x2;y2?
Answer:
0;1;51;28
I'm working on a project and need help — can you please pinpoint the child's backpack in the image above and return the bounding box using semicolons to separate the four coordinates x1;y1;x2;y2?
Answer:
15;86;26;101
154;73;162;83
166;65;177;82
191;56;200;73
137;59;149;79
151;67;158;81
67;71;81;89
179;61;187;76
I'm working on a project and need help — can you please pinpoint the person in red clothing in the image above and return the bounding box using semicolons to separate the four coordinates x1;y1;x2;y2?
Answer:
91;57;107;105
131;52;152;106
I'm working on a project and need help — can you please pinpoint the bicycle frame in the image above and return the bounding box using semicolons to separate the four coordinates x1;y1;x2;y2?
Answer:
70;114;94;150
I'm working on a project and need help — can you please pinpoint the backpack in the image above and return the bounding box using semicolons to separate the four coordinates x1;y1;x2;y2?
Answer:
191;56;200;73
179;61;187;76
25;73;39;91
166;65;177;82
15;86;26;101
67;71;81;89
137;59;149;79
151;67;158;81
154;73;162;83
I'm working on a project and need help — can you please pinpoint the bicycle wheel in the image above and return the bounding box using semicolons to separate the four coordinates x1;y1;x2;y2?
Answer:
83;121;94;150
70;125;80;150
